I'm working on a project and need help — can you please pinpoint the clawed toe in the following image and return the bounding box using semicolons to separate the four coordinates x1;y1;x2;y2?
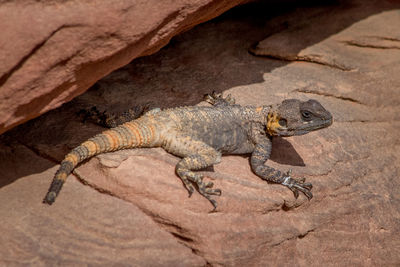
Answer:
205;181;214;188
197;186;219;211
295;177;306;183
302;182;313;191
204;91;221;105
204;91;236;106
183;174;221;210
208;199;218;212
186;185;194;197
181;180;195;197
282;175;313;200
205;187;222;196
198;182;221;209
293;184;313;200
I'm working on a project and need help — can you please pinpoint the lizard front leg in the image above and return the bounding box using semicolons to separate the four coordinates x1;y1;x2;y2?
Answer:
250;136;313;200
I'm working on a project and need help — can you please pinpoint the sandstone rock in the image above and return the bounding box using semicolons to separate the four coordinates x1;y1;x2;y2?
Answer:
0;0;247;135
0;143;205;266
1;0;400;266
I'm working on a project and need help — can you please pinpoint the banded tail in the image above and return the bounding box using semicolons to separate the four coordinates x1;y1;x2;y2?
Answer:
43;119;159;205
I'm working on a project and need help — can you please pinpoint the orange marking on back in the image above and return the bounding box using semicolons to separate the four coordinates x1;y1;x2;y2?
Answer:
256;106;263;113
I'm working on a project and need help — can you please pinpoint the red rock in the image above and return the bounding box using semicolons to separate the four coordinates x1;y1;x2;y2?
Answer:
0;0;247;135
1;0;400;266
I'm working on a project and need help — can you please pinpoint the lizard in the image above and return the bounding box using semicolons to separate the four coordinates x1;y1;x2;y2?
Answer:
43;92;333;210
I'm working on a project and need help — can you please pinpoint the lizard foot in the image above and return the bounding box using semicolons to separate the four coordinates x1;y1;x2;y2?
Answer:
281;170;313;200
187;174;222;211
181;177;195;197
78;105;150;128
204;91;236;106
198;182;222;212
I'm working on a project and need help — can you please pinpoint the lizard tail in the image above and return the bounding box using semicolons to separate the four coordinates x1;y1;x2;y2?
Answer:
43;119;158;205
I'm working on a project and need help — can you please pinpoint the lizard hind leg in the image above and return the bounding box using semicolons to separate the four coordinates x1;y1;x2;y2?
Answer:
176;154;222;211
79;105;151;128
204;91;236;107
164;135;222;210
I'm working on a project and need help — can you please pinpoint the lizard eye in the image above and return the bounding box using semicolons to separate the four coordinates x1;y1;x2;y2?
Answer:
278;119;287;127
301;110;312;120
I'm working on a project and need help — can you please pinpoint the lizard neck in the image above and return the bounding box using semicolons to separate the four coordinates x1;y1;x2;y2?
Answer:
243;105;271;125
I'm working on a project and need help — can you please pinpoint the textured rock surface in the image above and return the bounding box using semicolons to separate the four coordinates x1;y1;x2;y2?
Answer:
1;0;400;266
0;0;247;135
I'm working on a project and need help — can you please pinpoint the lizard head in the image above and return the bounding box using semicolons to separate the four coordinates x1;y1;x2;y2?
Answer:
266;99;332;136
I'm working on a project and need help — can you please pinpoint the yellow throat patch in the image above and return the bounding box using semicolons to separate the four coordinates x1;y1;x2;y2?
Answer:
266;112;281;136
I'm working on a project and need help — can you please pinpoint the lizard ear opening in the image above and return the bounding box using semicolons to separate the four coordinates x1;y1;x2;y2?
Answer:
278;119;287;127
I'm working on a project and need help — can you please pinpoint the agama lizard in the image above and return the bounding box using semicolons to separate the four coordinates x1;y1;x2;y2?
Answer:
43;93;332;210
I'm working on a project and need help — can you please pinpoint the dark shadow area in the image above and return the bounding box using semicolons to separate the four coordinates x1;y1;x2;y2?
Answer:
0;103;100;188
0;135;56;188
270;137;305;166
1;0;398;188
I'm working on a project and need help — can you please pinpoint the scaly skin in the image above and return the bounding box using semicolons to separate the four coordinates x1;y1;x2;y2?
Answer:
43;93;333;210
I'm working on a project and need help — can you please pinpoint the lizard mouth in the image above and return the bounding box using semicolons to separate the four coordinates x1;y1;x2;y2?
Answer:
303;117;333;131
276;117;333;136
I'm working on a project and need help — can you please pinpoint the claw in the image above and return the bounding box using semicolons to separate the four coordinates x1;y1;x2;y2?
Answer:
295;185;313;199
281;174;313;200
187;187;194;197
185;173;222;210
293;189;299;199
305;190;313;200
205;188;222;196
209;199;218;212
225;94;235;104
182;182;194;198
198;189;218;212
204;95;213;104
302;182;313;191
297;177;306;183
204;91;236;106
204;91;220;104
205;181;214;188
